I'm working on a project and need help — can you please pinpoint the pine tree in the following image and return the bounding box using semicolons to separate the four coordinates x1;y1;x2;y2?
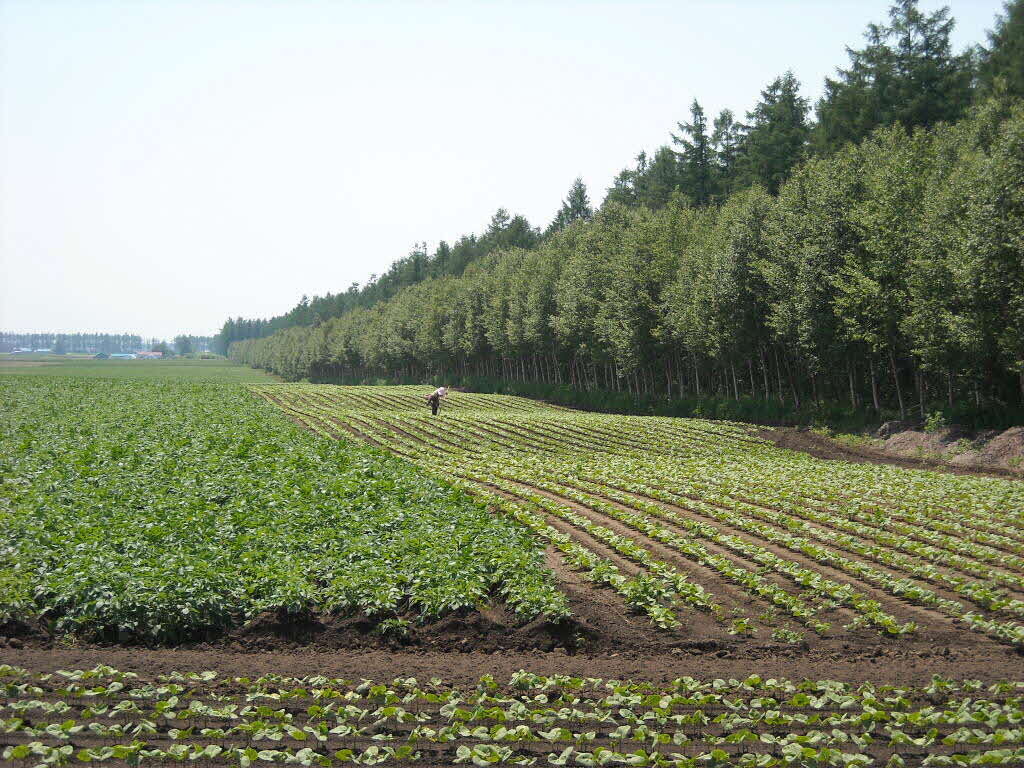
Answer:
735;72;810;194
547;178;593;234
711;109;743;196
979;0;1024;99
672;100;715;206
814;0;974;153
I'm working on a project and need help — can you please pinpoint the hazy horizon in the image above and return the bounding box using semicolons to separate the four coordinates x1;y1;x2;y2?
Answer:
0;0;1005;339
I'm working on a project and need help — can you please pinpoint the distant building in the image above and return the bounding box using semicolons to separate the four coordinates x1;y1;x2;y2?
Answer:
136;351;163;359
109;353;137;360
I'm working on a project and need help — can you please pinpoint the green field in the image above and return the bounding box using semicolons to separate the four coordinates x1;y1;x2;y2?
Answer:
0;357;274;382
260;385;1024;650
9;371;1024;766
8;665;1024;768
0;374;564;642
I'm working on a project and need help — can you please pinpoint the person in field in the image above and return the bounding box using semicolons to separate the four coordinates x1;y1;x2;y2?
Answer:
425;385;448;416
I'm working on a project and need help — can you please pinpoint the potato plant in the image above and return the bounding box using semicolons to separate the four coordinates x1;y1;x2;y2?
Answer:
0;377;567;641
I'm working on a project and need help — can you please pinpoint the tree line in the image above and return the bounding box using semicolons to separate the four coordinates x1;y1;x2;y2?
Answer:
230;0;1024;423
0;333;145;355
0;333;214;356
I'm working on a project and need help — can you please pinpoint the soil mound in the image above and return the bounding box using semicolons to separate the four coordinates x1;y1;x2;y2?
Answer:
762;426;1023;479
221;607;600;654
0;617;51;649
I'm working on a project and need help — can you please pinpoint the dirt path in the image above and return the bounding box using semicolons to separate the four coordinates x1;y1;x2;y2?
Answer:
5;645;1024;687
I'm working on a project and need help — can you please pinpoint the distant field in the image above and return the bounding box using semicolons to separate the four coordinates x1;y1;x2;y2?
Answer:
0;356;275;382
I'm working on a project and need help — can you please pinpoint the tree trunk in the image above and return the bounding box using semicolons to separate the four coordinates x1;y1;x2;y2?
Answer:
870;358;881;412
774;347;785;404
784;355;800;409
761;348;770;402
917;366;925;421
889;347;905;421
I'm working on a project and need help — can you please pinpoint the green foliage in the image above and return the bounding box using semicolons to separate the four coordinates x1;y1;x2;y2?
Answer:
10;665;1024;768
546;178;593;235
672;100;715;205
273;384;1024;648
734;71;811;194
231;98;1024;425
924;410;948;433
213;209;542;355
979;0;1024;100
0;377;566;641
814;0;975;153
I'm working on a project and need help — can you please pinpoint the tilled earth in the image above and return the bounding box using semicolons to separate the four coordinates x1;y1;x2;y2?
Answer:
4;598;1024;686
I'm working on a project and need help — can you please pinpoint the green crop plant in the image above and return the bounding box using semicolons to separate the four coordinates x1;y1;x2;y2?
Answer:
0;378;567;642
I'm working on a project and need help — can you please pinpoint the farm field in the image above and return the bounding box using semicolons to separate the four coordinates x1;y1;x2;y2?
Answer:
10;374;1024;766
254;385;1024;658
11;665;1024;768
0;375;565;646
0;357;273;382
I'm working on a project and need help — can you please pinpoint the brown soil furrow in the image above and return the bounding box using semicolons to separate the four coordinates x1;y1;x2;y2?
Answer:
710;485;1024;592
260;393;341;437
476;419;588;454
475;482;646;579
546;479;816;597
701;475;1024;564
340;389;414;411
417;417;516;451
498;420;624;455
572;476;937;631
499;479;804;629
711;447;1024;540
603;483;984;643
370;417;458;449
371;417;470;454
403;416;515;456
538;547;667;646
644;479;1024;610
425;416;548;454
786;483;1024;549
537;421;651;453
623;461;1024;594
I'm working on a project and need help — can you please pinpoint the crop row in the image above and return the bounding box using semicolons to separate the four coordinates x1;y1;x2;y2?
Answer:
259;386;1024;647
10;668;1024;767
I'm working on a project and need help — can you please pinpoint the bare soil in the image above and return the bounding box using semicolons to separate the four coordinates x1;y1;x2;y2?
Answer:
760;427;1023;479
4;641;1024;687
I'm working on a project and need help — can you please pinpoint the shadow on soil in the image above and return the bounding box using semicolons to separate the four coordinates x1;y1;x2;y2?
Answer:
0;608;602;655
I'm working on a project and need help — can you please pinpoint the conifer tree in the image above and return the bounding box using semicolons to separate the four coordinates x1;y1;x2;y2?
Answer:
814;0;974;153
735;71;810;194
979;0;1024;99
672;100;715;206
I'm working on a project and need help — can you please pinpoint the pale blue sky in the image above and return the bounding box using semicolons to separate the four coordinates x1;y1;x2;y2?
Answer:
0;0;1005;339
